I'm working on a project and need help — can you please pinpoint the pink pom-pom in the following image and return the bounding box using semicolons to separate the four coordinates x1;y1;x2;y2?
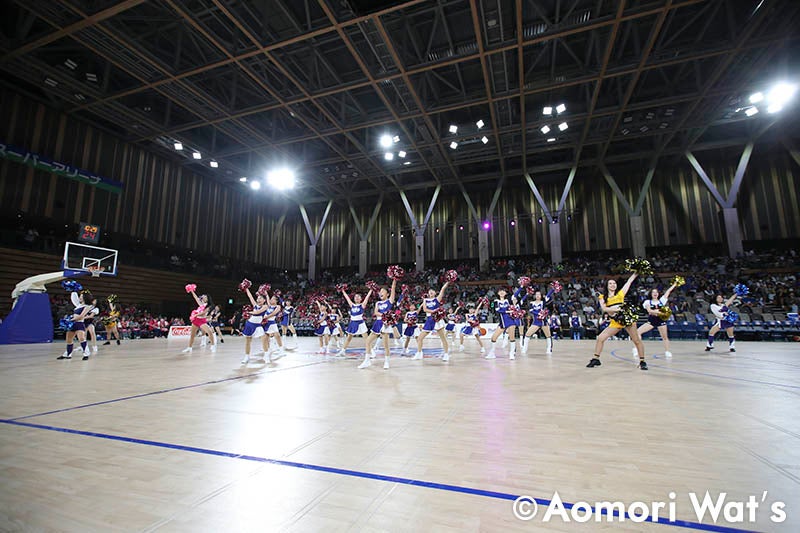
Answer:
257;283;271;296
526;286;536;296
518;276;531;288
444;269;458;283
241;305;253;320
477;296;489;308
382;309;400;326
366;280;379;292
432;308;447;322
273;289;282;297
406;315;418;326
509;305;526;319
335;283;348;292
400;284;410;294
238;279;252;292
387;265;405;280
550;280;562;294
537;308;550;320
185;283;197;293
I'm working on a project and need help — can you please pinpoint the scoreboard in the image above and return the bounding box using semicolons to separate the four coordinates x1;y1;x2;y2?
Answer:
78;222;101;244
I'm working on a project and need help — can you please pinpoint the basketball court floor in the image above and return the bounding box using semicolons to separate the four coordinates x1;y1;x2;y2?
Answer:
1;337;798;532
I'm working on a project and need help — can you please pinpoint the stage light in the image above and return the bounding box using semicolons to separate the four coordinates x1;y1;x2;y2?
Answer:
267;168;296;190
749;92;764;104
540;125;551;134
547;138;556;142
552;216;558;223
239;177;247;182
209;161;218;168
476;119;485;129
393;136;400;144
510;219;516;227
403;161;411;165
435;227;440;233
44;78;58;87
173;142;183;150
745;107;759;116
543;106;552;115
250;180;261;190
459;225;464;230
767;104;782;114
193;152;201;159
556;103;566;113
482;221;490;230
767;82;796;108
558;122;568;131
380;134;392;148
384;152;394;161
537;217;543;224
481;136;489;144
398;151;407;158
449;124;458;133
450;141;458;150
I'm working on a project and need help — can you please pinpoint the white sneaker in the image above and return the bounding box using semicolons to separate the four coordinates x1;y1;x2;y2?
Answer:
485;352;496;359
336;349;346;357
369;351;376;359
181;347;192;353
509;353;515;360
241;354;250;364
404;347;411;354
383;357;390;369
93;346;98;353
200;338;207;347
412;351;423;360
458;345;464;352
632;346;639;357
317;347;326;353
442;352;450;362
210;344;217;352
480;347;486;354
665;351;672;358
358;358;371;369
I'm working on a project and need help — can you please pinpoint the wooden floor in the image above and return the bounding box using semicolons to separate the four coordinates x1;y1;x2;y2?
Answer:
1;335;798;532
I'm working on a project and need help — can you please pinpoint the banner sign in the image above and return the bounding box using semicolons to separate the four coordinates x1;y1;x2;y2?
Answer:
168;326;192;338
0;141;124;194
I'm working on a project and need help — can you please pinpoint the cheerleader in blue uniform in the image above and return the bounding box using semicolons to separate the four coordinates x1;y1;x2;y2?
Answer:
337;287;374;355
209;305;224;344
706;292;738;353
360;279;397;369
444;303;464;342
57;289;94;361
241;287;269;364
413;280;452;362
325;304;343;352
84;296;100;355
314;300;330;353
261;293;285;357
521;288;556;355
402;303;423;354
458;299;487;353
633;282;679;359
280;299;298;345
486;288;522;360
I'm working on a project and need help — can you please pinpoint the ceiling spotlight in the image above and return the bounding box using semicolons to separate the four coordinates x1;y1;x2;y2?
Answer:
640;125;649;132
482;221;490;230
481;136;489;144
621;128;630;135
450;141;458;150
767;82;797;108
239;177;247;182
250;180;261;190
192;152;202;159
380;134;392;148
556;103;566;114
459;225;464;230
745;107;759;116
510;219;516;227
398;151;407;158
537;217;543;224
547;138;556;142
767;104;782;114
393;135;400;143
449;125;458;134
86;73;98;82
384;152;394;161
267;168;296;190
476;119;485;129
209;161;218;168
403;161;411;165
543;106;552;115
173;142;183;150
540;125;551;134
552;216;558;224
558;122;568;131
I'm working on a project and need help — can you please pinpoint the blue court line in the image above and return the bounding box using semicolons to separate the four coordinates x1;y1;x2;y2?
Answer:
9;360;327;421
0;418;755;533
609;350;800;390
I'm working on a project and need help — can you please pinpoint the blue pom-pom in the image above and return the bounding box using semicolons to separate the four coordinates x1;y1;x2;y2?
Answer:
61;280;83;292
59;316;74;330
733;284;749;297
724;311;739;323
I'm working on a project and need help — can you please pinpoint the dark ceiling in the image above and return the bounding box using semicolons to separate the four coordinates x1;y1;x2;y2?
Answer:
1;0;799;207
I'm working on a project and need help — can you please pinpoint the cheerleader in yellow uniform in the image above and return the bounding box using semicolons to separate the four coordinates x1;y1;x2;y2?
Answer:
103;297;121;345
586;272;647;370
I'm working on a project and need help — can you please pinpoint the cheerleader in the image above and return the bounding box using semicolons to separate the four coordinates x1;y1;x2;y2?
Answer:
633;282;678;358
337;287;374;355
444;303;464;341
181;289;217;353
102;299;121;345
458;300;487;353
210;305;225;343
360;279;398;369
240;288;269;364
325;304;343;352
84;296;100;354
706;293;738;353
402;303;423;354
521;288;556;355
57;289;94;360
413;280;452;362
280;299;298;343
486;288;522;360
261;293;285;357
586;273;646;370
313;300;330;353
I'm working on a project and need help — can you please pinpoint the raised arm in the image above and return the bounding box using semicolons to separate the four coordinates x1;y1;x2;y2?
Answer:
662;282;678;301
190;290;203;307
341;288;354;307
436;282;450;302
362;289;374;308
389;279;397;303
265;303;282;320
725;293;737;307
620;273;638;296
245;287;257;307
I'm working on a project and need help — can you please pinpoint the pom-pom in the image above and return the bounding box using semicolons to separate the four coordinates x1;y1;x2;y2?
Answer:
670;276;686;287
256;283;271;296
455;314;464;323
526;286;536;296
184;283;196;293
237;279;251;292
241;305;253;320
387;265;405;280
432;308;447;322
724;311;740;323
537;308;550;321
518;276;531;288
733;284;749;297
550;280;563;294
477;296;489;308
366;280;379;293
658;307;673;321
508;305;527;320
382;309;401;326
273;289;282;298
189;308;202;321
614;302;639;327
59;316;74;330
400;284;410;294
62;280;83;292
107;294;118;303
444;269;458;283
468;317;480;327
624;258;653;275
335;283;349;293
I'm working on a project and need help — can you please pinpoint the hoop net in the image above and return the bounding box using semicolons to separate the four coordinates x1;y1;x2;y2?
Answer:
86;266;105;278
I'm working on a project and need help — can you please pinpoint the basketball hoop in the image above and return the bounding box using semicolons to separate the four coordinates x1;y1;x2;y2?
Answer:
87;266;105;278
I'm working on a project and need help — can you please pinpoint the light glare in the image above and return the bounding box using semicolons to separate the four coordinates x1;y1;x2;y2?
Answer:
745;107;759;116
476;119;485;129
558;122;568;131
192;152;201;159
543;106;552;115
380;135;392;148
540;125;551;134
556;103;566;113
481;136;489;144
267;168;296;190
749;92;763;104
384;152;394;161
449;141;458;150
250;180;261;190
173;142;183;150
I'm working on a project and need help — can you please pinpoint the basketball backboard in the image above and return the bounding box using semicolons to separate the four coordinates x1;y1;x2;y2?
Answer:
62;242;118;278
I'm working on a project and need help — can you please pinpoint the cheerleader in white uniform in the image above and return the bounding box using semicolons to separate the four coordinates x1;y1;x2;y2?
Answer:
261;293;285;357
402;303;423;354
241;287;269;364
458;299;487;353
57;289;94;360
413;280;452;362
633;282;678;358
325;304;343;352
313;300;330;353
84;296;100;354
360;279;397;369
706;293;738;353
280;299;298;345
486;288;522;360
521;288;556;355
337;287;374;355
